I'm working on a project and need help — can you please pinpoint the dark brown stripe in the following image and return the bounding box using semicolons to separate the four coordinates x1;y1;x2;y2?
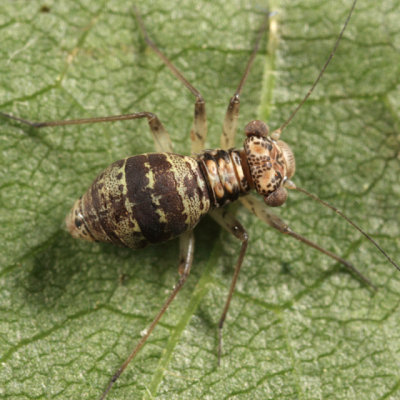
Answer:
125;154;186;243
124;155;159;243
149;153;187;238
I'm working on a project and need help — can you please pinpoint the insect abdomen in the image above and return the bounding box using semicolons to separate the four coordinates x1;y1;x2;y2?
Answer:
66;153;211;248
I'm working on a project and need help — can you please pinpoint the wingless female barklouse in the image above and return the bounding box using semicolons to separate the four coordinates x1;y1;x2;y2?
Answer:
1;1;399;398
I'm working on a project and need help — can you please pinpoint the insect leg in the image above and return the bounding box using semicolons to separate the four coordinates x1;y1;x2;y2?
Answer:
133;6;207;153
99;230;195;400
240;194;377;291
209;208;248;364
0;111;173;152
220;12;271;149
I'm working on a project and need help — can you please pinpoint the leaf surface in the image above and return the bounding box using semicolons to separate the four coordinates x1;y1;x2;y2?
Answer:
1;1;400;399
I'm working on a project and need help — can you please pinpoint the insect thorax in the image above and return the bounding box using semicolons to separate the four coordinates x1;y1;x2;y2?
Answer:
197;129;296;209
197;149;251;207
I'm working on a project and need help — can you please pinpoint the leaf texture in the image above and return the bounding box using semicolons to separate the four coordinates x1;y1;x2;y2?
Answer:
1;1;399;399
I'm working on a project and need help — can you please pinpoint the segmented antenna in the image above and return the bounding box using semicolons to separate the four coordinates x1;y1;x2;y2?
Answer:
275;0;357;136
284;180;400;273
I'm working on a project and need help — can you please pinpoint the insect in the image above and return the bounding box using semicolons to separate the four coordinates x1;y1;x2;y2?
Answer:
0;0;400;400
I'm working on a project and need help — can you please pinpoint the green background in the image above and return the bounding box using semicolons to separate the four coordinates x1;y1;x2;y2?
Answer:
1;0;399;399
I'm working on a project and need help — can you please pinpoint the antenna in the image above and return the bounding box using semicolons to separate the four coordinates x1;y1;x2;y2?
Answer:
284;180;400;272
274;0;357;137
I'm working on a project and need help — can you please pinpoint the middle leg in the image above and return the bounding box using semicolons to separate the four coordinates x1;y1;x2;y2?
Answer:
133;6;207;153
210;208;248;364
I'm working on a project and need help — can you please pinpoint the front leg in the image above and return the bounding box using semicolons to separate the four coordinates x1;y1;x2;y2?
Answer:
220;13;271;149
240;194;376;290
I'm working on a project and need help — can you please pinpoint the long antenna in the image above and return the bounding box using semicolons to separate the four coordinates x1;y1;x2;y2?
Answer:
274;0;357;137
284;180;400;272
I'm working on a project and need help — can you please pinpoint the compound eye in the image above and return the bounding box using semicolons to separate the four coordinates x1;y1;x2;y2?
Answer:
244;120;269;138
264;187;288;207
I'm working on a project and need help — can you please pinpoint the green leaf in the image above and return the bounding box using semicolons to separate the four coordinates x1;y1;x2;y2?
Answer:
1;1;400;399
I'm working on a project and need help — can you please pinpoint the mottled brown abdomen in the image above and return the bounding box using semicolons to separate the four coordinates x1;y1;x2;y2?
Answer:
66;153;211;248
